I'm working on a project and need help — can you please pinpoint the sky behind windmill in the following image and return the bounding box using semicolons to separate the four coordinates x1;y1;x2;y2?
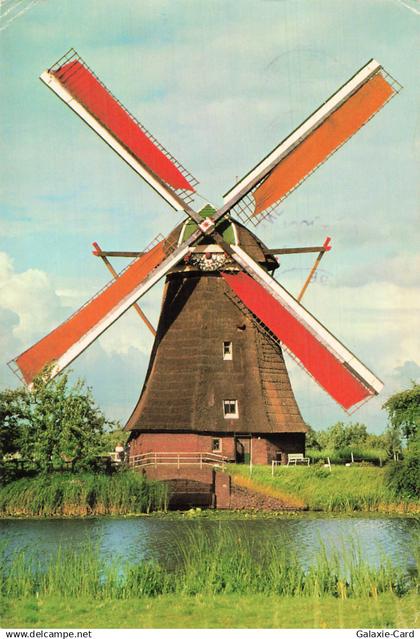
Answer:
0;0;418;432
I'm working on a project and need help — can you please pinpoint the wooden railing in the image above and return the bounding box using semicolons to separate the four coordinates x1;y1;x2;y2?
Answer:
129;451;228;469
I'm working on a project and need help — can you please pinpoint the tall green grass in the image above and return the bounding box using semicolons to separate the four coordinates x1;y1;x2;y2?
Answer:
1;527;416;600
0;471;168;516
228;465;418;512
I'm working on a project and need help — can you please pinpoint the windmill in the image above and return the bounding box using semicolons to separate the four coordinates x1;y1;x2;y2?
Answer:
10;50;401;466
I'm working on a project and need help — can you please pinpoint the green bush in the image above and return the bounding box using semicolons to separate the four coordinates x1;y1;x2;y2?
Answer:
385;439;420;499
0;371;119;475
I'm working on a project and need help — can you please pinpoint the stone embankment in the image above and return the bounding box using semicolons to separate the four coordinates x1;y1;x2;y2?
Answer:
229;482;304;510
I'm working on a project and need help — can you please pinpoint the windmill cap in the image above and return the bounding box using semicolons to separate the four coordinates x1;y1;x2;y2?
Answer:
165;206;279;272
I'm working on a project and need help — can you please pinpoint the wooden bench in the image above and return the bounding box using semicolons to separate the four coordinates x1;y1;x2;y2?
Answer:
287;453;310;466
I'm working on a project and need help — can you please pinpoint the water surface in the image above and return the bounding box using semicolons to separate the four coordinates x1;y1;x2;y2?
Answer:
1;515;418;570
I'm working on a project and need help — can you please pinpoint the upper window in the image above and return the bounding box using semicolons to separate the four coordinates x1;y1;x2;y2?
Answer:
223;399;238;419
223;341;233;360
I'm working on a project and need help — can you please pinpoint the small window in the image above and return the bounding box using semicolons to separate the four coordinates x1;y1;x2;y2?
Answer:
223;399;238;419
212;438;221;452
223;341;233;360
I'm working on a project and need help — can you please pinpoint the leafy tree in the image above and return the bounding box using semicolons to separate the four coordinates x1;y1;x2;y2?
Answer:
382;384;420;494
383;383;420;443
315;429;329;450
101;425;128;452
322;421;368;450
364;432;388;450
385;435;419;498
305;424;321;450
0;386;28;458
0;369;113;472
381;423;402;459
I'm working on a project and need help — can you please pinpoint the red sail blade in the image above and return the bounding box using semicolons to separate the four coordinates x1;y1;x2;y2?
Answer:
13;242;168;385
52;60;192;191
40;51;198;210
222;271;376;410
253;73;394;216
223;60;399;223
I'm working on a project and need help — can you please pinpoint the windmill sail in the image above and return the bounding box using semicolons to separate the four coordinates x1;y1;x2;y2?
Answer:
223;246;383;410
40;50;198;211
223;59;400;223
16;50;391;414
12;241;191;385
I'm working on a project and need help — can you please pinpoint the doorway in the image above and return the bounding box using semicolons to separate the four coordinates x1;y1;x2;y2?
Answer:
235;439;245;463
235;436;251;464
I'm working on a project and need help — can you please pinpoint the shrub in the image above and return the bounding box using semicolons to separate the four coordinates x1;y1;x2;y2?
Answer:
385;439;420;499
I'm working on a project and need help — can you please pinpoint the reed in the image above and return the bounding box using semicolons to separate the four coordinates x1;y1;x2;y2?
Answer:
0;471;168;516
1;527;416;600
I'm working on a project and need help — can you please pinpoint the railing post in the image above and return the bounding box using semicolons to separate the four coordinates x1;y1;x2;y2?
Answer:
271;460;274;477
177;454;180;470
154;452;157;468
200;453;203;469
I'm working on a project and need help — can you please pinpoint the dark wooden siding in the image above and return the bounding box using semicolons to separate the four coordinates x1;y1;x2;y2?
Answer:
126;272;307;434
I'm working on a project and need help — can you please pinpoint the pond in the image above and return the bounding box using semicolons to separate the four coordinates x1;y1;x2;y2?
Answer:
1;514;418;571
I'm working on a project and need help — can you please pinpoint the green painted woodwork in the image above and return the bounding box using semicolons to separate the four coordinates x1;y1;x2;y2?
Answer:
181;204;236;245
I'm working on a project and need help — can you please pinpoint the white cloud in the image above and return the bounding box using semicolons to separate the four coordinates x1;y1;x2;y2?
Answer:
96;279;163;357
0;249;156;424
98;306;155;357
336;254;420;288
392;360;420;380
0;249;161;352
300;280;420;365
0;251;63;343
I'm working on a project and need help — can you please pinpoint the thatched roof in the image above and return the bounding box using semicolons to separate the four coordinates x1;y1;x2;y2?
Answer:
126;272;307;434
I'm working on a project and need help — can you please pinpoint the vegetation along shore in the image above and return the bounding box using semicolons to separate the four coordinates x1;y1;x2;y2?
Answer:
0;471;167;517
0;464;418;517
229;466;419;514
1;528;418;628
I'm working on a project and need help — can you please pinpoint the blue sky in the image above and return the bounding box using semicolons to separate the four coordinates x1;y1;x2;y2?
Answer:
0;0;418;432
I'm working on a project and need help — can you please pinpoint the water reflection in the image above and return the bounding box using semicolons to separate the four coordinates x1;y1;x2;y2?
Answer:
0;515;418;570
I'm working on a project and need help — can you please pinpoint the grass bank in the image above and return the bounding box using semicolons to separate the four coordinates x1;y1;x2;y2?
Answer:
2;593;418;628
228;464;419;513
0;471;168;516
